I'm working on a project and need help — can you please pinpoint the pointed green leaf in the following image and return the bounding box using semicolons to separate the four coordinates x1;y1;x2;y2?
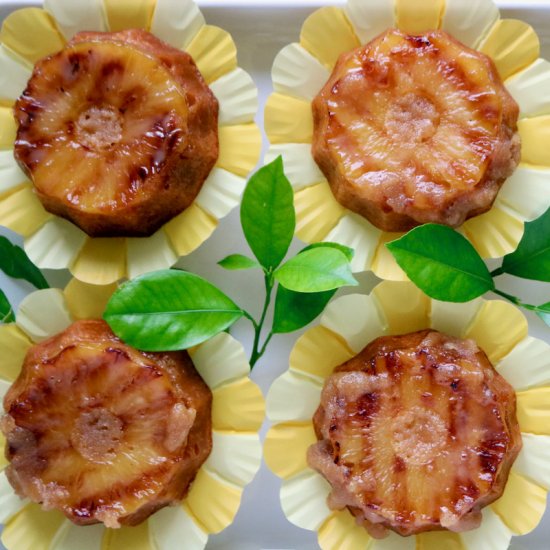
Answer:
501;207;550;281
218;254;261;271
386;224;494;302
0;236;49;289
534;301;550;326
301;242;354;262
240;156;295;270
0;288;15;323
274;248;357;293
104;270;244;351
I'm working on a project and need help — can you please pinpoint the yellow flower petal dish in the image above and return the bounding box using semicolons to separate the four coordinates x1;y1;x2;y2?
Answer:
265;0;550;280
0;0;261;285
0;279;264;550
264;281;550;550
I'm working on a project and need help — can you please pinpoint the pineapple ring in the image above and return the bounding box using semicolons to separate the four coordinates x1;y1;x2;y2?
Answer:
308;329;522;538
312;28;520;232
0;319;212;529
13;29;219;238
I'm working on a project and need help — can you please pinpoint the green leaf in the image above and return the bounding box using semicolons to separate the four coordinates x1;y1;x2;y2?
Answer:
301;242;355;262
103;270;244;351
0;288;15;323
240;156;295;271
501;207;550;281
386;224;494;302
274;247;357;293
218;254;261;271
532;301;550;326
0;236;49;289
272;286;335;333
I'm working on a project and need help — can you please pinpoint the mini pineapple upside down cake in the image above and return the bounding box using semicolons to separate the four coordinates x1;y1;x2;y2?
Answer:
13;29;219;237
0;319;212;528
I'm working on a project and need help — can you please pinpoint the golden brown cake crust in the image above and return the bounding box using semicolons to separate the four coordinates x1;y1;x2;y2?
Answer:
14;29;219;237
308;329;521;538
312;29;520;232
1;319;212;528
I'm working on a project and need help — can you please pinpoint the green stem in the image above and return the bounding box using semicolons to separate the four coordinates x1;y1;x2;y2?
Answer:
249;273;274;368
492;288;539;312
490;266;505;278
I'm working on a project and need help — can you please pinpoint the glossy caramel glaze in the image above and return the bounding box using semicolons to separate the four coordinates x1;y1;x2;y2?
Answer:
308;330;521;538
312;29;520;231
14;29;218;237
1;320;212;528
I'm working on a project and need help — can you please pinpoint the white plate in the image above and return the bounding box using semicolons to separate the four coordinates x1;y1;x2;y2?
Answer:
1;1;550;548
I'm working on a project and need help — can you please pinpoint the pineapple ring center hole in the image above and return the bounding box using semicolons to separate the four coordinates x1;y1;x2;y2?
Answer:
391;406;446;465
75;105;123;151
384;93;440;144
71;407;124;463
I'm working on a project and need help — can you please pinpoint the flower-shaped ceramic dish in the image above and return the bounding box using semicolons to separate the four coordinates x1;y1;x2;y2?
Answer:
265;0;550;280
265;281;550;549
0;279;265;550
0;0;261;285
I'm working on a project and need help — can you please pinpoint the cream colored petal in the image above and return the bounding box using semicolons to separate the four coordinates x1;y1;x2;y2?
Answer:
516;387;550;435
461;207;524;258
164;203;217;257
324;213;381;273
496;165;550;222
518;116;550;167
103;0;155;31
512;433;550;490
478;19;540;80
209;68;257;126
395;0;445;34
70;238;126;285
371;232;408;281
189;332;249;389
300;7;360;70
318;511;373;550
195;168;246;220
442;0;499;48
491;470;547;535
0;8;65;65
102;521;151;550
0;106;16;149
0;44;32;100
64;278;117;321
24;218;86;270
186;470;242;534
186;25;237;84
43;0;106;39
295;182;345;243
416;532;464;550
272;43;329;100
506;58;550;117
321;294;386;353
460;507;512;550
264;423;316;480
0;150;28;196
1;504;65;550
0;378;10;400
49;521;103;550
212;378;264;432
372;281;430;335
205;431;262;487
464;300;528;363
150;0;205;50
217;123;262;176
148;505;207;550
265;144;323;191
0;184;51;237
266;370;321;423
264;92;313;144
126;230;177;279
496;336;550;391
344;0;394;45
17;288;72;342
0;471;27;524
289;325;354;380
430;298;484;339
281;470;332;531
371;532;415;550
0;324;31;381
